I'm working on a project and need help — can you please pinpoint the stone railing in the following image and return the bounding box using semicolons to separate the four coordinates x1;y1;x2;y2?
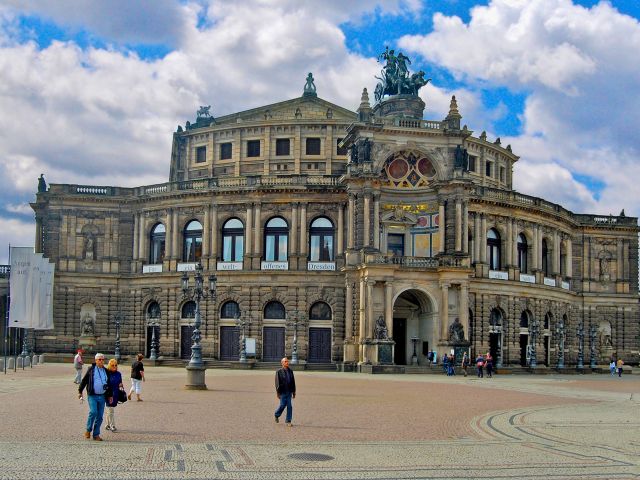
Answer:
387;118;444;130
360;253;466;268
0;265;9;278
473;186;637;227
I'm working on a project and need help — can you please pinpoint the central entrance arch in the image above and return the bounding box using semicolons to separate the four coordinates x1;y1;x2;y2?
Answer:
392;289;436;365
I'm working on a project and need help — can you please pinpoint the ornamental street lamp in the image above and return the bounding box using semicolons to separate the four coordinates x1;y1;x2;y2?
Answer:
556;321;565;369
111;311;124;363
286;310;307;364
576;321;584;370
181;262;216;389
235;311;252;363
589;323;597;370
148;319;159;361
529;320;538;368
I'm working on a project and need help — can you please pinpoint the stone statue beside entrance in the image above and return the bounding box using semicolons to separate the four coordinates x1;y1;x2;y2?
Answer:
80;313;95;337
374;315;389;340
448;317;465;343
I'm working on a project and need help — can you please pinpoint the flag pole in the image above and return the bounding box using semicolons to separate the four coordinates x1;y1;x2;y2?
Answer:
3;244;9;374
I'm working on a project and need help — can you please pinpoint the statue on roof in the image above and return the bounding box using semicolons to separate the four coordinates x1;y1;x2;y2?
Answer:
303;72;317;97
37;174;47;193
197;105;211;119
374;46;430;102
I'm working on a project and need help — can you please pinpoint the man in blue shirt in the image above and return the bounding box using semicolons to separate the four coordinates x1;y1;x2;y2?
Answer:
274;357;296;427
78;353;112;441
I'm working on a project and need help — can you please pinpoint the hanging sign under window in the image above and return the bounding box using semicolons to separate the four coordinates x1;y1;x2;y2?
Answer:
308;262;335;271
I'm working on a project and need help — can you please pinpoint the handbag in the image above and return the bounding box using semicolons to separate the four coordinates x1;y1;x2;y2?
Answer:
117;388;128;404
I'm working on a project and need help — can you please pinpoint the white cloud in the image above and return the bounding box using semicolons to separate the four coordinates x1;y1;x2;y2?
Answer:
399;0;640;217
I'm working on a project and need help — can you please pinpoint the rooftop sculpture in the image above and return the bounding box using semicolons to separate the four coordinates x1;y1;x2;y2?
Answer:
374;47;430;102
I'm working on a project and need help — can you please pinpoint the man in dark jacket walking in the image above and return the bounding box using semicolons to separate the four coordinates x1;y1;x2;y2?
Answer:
274;357;296;427
78;353;112;441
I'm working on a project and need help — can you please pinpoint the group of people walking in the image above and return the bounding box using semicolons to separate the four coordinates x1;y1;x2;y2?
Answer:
434;351;494;379
75;351;145;440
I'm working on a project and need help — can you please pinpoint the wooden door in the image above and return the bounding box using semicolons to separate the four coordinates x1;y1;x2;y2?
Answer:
180;325;193;360
263;327;285;362
308;327;332;363
219;326;239;361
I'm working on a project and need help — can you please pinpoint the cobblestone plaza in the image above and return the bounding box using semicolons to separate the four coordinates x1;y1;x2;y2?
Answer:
1;364;638;479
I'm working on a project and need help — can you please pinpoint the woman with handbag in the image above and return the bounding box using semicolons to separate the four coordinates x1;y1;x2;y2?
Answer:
105;359;124;432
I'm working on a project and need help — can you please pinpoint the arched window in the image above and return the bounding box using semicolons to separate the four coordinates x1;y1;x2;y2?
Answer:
222;218;244;262
264;217;288;262
487;228;501;270
181;301;196;319
183;220;203;262
560;243;566;277
520;311;530;328
309;217;334;262
147;301;161;319
541;239;549;276
264;301;285;319
149;223;166;264
221;301;240;319
309;301;331;320
544;312;552;330
517;233;527;273
489;308;503;326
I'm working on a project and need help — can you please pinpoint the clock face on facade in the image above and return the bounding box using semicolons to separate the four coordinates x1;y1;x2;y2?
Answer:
383;151;436;188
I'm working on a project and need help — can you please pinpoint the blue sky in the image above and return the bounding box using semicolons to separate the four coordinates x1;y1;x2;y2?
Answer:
0;0;639;261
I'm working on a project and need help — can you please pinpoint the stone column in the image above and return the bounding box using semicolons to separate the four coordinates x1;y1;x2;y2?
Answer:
253;203;261;256
438;203;446;254
366;280;375;339
473;213;481;263
460;283;469;339
290;203;298;256
623;241;629;279
512;220;518;268
164;209;172;262
211;206;218;261
440;282;449;340
532;225;539;270
172;211;179;259
138;214;146;261
347;194;355;249
358;277;366;342
553;231;561;275
337;204;344;255
245;204;253;257
462;202;469;254
363;193;371;247
202;206;210;258
345;280;353;340
565;237;572;278
133;213;139;261
455;199;462;252
480;215;487;263
299;203;307;257
385;282;393;338
506;218;513;266
373;194;380;250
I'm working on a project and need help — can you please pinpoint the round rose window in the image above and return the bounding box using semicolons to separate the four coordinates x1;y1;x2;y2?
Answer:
383;151;436;188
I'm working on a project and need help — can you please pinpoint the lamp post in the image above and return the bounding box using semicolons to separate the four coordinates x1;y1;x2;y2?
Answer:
181;262;216;389
112;311;124;363
556;320;565;369
529;320;538;368
589;323;597;370
235;311;252;363
286;310;306;364
410;337;419;365
576;321;584;370
148;319;159;361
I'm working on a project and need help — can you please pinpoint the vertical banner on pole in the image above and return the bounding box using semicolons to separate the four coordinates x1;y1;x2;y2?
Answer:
9;247;34;329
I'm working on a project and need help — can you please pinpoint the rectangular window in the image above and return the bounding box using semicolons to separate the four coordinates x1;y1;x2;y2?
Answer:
220;142;232;160
485;161;492;177
500;166;505;182
306;138;321;155
468;155;476;172
387;234;405;257
275;138;290;156
195;146;206;163
247;140;260;157
336;138;348;156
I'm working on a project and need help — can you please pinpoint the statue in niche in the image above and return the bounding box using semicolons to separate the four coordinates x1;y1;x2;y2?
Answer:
84;235;95;260
597;321;613;349
80;313;95;337
374;315;389;340
598;250;611;281
448;317;465;343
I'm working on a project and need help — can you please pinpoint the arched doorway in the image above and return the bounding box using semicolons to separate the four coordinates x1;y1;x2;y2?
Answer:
543;312;553;366
488;308;504;367
391;289;435;365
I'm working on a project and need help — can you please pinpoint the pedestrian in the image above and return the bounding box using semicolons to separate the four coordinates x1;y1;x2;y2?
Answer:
105;359;124;432
442;353;449;374
476;354;484;378
128;353;145;401
617;358;624;378
73;349;84;384
485;352;493;378
274;357;296;427
427;350;433;368
609;360;616;376
78;352;112;441
447;354;455;376
462;352;469;377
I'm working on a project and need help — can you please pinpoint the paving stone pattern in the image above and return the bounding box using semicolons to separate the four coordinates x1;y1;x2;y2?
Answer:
0;364;638;479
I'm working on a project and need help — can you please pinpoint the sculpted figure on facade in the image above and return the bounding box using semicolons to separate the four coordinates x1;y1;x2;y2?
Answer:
80;313;95;337
84;235;95;260
374;47;430;101
597;321;613;349
448;317;465;343
375;315;389;340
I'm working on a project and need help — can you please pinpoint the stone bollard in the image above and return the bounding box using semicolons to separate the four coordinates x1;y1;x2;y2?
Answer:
16;357;23;368
24;356;31;367
32;355;38;366
8;357;15;369
39;354;45;364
